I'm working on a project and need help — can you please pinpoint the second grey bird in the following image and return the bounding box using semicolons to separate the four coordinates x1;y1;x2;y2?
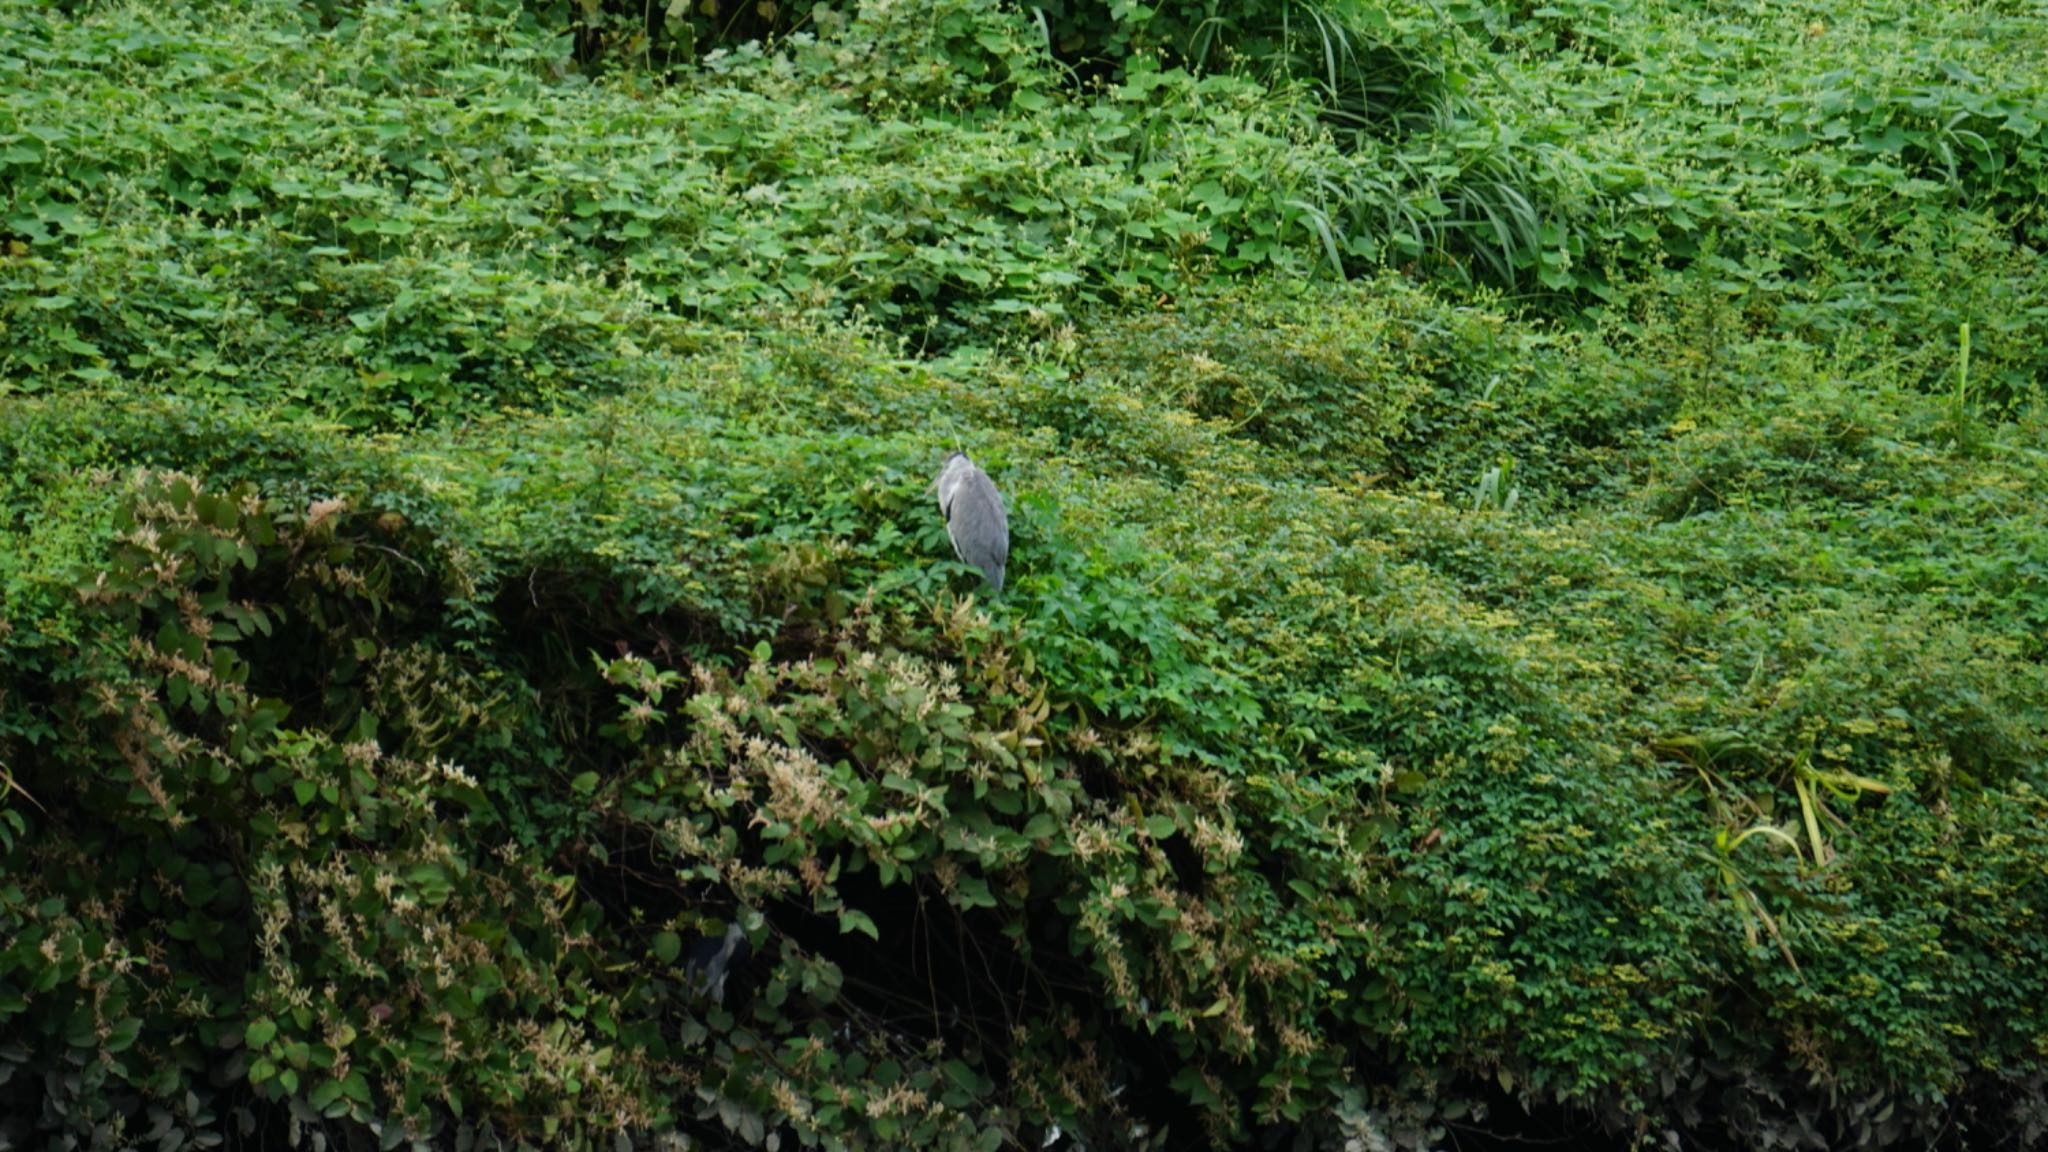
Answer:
935;452;1010;592
682;923;749;1005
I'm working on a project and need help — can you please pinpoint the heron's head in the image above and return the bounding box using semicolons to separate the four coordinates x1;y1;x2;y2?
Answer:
933;451;973;494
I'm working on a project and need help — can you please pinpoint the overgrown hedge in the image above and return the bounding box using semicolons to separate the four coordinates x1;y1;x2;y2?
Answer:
4;0;2047;1149
7;289;2048;1147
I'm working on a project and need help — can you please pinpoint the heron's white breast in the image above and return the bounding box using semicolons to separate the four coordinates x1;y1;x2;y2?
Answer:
936;459;972;518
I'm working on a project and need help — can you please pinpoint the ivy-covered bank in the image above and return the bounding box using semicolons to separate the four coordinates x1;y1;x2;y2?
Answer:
3;1;2046;1149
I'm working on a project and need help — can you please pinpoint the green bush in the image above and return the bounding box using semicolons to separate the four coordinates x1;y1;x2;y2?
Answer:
6;0;2048;1148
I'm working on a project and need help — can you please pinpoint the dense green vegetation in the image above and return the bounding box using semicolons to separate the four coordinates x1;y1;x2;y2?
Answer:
3;0;2045;1148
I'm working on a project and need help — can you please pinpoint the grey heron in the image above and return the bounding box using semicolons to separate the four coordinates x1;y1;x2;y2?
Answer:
935;452;1010;592
682;922;749;1004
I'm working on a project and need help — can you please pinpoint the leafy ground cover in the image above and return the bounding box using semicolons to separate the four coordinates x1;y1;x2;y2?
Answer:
2;1;2045;1149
